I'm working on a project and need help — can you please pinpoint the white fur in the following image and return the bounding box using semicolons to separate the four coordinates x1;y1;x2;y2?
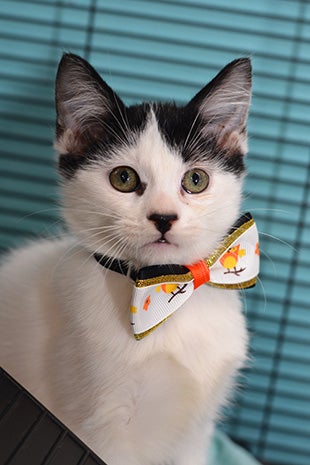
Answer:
0;115;248;465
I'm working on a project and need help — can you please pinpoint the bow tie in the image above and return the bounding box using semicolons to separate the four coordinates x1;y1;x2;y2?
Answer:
94;213;259;340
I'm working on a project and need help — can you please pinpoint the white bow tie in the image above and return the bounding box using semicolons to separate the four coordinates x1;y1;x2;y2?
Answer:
94;213;260;340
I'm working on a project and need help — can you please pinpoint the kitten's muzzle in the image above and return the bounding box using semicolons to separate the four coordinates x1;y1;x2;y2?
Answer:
148;213;178;235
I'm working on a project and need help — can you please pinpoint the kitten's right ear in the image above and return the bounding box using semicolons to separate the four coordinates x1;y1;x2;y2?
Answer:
55;53;125;155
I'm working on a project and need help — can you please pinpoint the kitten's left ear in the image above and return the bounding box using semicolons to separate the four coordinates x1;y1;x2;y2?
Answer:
188;58;252;154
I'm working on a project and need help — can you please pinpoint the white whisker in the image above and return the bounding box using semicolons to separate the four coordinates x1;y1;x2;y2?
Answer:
63;207;123;220
259;231;295;253
259;248;277;276
183;113;200;151
255;275;267;313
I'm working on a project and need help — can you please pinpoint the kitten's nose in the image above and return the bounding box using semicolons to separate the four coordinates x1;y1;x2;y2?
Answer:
148;213;178;234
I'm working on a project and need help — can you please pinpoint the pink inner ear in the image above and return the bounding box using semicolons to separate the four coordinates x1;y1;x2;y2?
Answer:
217;129;248;155
55;119;106;155
55;125;95;155
55;128;78;155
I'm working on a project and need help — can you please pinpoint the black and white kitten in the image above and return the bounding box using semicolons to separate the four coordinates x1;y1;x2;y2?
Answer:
0;54;252;465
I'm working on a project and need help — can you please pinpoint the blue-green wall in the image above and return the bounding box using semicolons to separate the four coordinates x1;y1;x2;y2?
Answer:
0;2;309;464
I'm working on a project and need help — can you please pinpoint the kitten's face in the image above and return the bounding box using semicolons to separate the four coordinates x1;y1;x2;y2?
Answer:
55;54;251;268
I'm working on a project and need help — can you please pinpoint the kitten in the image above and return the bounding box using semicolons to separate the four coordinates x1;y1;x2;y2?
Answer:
0;54;252;465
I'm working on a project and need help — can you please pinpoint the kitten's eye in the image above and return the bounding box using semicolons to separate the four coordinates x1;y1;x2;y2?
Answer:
109;166;141;193
182;169;209;194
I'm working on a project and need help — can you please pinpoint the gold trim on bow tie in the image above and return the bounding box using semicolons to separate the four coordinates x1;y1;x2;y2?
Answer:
205;216;255;268
135;272;192;288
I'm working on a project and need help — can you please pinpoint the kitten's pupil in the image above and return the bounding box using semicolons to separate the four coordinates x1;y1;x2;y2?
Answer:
120;170;129;184
192;172;200;185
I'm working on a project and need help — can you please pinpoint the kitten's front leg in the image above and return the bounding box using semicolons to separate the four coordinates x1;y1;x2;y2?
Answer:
75;353;206;465
170;421;213;465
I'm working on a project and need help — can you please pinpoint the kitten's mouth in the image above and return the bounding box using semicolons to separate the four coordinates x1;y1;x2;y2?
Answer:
156;236;170;244
143;235;176;248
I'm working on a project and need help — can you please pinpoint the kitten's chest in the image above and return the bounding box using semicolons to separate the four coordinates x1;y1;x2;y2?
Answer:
158;287;246;362
123;286;247;416
63;260;247;383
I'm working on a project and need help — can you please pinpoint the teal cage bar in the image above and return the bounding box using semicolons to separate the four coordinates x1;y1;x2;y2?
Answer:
0;1;309;464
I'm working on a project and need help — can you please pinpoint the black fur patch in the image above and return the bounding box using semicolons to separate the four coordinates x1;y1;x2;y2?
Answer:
59;101;245;179
58;104;149;179
154;103;245;175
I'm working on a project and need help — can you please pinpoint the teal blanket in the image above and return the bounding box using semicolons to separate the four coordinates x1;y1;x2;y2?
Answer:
208;431;261;465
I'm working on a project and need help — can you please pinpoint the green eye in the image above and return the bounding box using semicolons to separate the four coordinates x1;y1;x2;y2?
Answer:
182;169;209;194
109;166;141;193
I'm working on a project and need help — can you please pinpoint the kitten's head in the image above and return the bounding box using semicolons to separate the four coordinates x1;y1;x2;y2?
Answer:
55;54;251;268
